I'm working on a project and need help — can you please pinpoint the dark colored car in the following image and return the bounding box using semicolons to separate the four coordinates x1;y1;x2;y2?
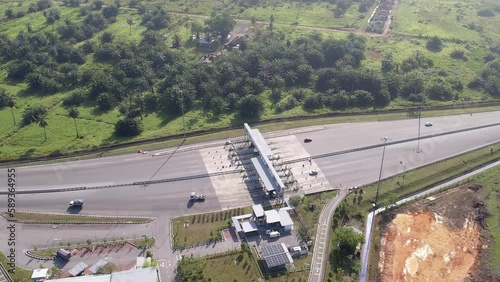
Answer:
304;138;312;143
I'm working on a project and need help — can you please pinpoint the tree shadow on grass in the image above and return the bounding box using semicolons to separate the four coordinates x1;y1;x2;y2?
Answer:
19;148;36;159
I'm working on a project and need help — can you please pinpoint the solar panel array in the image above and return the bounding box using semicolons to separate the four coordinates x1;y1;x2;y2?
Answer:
265;253;293;268
262;244;293;268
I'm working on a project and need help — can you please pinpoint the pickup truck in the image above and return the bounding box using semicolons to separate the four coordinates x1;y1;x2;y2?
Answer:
190;192;205;202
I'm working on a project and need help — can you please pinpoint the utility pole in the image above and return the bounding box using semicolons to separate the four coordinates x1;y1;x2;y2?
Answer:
374;137;389;206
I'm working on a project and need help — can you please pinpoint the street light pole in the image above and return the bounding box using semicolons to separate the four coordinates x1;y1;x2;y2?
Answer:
400;161;407;188
416;93;424;153
374;137;389;206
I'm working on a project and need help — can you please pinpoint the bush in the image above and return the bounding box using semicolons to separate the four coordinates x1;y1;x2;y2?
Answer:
115;118;143;137
63;89;86;107
450;49;468;61
22;105;48;125
303;93;323;110
426;36;443;52
96;92;115;110
238;95;264;119
477;8;495;17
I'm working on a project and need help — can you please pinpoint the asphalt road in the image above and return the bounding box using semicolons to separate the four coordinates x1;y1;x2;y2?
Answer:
11;178;222;217
9;111;500;191
308;188;350;282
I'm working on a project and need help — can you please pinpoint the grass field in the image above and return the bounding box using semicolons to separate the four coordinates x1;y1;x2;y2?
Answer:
392;0;500;40
2;211;152;224
172;207;251;247
0;0;498;161
204;250;262;282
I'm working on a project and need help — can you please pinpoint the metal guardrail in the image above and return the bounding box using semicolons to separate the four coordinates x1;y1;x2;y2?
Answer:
0;261;13;282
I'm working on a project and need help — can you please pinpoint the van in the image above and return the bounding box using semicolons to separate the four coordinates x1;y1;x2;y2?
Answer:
57;249;71;260
269;231;280;238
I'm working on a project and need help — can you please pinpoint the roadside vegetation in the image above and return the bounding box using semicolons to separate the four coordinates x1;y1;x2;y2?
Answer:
328;141;500;280
2;211;153;224
0;0;499;161
0;251;32;282
172;207;251;247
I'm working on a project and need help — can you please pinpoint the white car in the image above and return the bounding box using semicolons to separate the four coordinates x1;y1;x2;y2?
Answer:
309;170;318;176
425;122;433;127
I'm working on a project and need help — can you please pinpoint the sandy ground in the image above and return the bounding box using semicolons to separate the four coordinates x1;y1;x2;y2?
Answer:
378;183;491;281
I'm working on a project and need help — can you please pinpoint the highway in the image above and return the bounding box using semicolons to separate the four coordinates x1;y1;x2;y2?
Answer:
0;111;499;281
7;111;500;191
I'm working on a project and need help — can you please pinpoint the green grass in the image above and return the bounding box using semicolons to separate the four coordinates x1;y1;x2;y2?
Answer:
392;0;500;41
0;251;33;282
0;1;499;162
2;211;153;224
172;207;251;247
204;250;262;282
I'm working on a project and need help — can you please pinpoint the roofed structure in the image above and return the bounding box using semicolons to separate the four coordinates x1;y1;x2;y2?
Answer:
261;243;294;269
265;210;281;224
88;259;108;274
252;204;265;218
68;261;88;277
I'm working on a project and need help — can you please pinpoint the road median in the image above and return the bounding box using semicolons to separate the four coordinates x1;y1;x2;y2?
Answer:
0;211;154;224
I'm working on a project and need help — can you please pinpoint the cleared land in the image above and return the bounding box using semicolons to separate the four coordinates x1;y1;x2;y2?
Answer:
378;184;486;281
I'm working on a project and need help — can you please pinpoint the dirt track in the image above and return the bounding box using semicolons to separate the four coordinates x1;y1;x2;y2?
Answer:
378;183;493;281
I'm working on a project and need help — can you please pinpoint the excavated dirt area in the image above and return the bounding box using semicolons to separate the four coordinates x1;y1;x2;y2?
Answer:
378;183;493;282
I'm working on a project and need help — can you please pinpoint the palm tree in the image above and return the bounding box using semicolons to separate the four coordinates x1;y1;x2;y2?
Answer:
67;106;80;138
172;34;182;48
5;94;16;125
126;18;133;36
37;114;48;141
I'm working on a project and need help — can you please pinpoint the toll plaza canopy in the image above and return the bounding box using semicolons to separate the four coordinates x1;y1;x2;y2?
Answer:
244;123;273;158
244;123;285;194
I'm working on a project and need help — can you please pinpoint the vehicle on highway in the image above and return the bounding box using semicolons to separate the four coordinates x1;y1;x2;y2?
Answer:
309;170;318;176
190;192;205;202
425;122;433;127
304;138;312;143
69;199;84;206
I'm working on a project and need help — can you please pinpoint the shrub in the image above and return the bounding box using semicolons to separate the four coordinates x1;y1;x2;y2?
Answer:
426;36;443;52
477;8;495;17
450;49;468;61
22;105;48;125
115;118;143;137
63;89;86;107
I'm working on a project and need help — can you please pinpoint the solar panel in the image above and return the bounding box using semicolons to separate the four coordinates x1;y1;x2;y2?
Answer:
262;244;283;256
265;253;293;268
262;244;293;268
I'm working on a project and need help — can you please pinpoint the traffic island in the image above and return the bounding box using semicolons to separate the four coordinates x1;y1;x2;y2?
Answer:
0;211;155;224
